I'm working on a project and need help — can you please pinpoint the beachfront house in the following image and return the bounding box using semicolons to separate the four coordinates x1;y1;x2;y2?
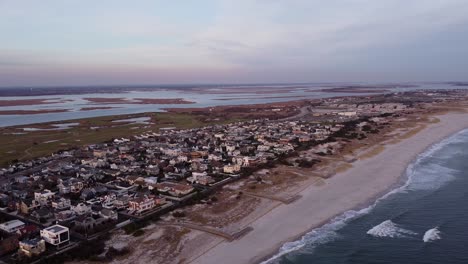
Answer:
40;225;70;247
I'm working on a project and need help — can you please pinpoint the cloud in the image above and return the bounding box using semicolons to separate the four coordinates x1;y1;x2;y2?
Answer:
1;0;468;85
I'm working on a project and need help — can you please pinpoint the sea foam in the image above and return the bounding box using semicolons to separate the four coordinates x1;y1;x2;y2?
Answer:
260;209;371;264
366;220;417;238
423;227;441;242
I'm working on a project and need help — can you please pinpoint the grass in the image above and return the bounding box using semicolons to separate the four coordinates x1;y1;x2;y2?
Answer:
0;112;245;167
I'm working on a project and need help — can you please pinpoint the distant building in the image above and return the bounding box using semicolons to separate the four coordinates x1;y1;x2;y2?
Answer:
223;164;241;174
338;111;357;117
34;189;55;206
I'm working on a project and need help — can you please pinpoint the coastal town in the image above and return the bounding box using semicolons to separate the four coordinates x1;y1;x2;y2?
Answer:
0;89;466;263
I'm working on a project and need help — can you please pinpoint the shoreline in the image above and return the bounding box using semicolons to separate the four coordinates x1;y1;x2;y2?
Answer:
190;111;468;264
259;124;468;264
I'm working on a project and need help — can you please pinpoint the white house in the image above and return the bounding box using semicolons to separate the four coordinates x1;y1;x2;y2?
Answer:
34;189;55;206
51;198;71;210
71;203;92;215
223;164;241;174
0;219;25;233
338;111;357;117
40;225;70;246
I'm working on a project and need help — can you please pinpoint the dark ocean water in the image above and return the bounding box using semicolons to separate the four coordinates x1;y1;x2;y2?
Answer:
265;129;468;264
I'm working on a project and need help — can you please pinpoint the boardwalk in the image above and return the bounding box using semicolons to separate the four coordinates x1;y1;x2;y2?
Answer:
159;221;252;241
243;191;301;204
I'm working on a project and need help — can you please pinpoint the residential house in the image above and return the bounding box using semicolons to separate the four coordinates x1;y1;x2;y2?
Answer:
150;182;194;197
17;199;39;215
187;173;215;186
80;188;96;201
18;238;46;257
34;189;55;206
99;208;118;221
51;197;71;210
74;215;107;231
128;195;164;214
55;210;76;222
223;164;241;174
0;220;25;234
57;180;71;194
71;203;92;216
31;208;53;222
40;225;70;246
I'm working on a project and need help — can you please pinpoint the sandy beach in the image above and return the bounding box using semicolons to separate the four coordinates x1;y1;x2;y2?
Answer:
190;111;468;264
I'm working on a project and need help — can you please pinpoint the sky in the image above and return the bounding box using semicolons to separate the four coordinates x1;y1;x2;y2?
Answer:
1;0;468;86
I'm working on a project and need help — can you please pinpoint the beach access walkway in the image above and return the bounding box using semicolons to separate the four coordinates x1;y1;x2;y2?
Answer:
243;191;301;204
159;221;253;241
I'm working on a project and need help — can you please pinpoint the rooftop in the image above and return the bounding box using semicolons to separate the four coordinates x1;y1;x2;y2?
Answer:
0;219;25;229
44;224;68;233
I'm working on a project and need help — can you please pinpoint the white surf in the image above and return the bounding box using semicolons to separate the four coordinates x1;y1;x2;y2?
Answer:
367;220;417;238
423;227;441;242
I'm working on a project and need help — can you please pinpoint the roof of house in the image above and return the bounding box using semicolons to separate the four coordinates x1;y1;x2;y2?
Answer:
0;220;25;230
44;224;68;234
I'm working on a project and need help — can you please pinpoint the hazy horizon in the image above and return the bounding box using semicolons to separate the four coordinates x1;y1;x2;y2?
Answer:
1;0;468;86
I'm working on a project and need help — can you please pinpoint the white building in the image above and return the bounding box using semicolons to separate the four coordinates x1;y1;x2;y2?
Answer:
51;198;72;210
0;219;25;233
338;111;357;117
40;225;70;246
71;203;92;215
223;164;241;174
34;189;55;206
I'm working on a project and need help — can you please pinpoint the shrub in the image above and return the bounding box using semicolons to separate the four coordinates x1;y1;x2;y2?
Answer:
173;211;186;218
133;229;145;237
362;125;372;131
296;159;316;168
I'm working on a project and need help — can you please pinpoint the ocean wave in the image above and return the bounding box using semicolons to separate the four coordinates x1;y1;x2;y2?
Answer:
405;163;458;191
366;220;417;238
262;129;468;263
399;129;468;192
423;227;441;242
260;209;371;264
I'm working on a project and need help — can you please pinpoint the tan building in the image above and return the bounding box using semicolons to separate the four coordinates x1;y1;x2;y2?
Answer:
18;238;46;257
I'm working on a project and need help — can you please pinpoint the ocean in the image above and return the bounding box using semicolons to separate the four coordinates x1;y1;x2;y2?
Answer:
265;129;468;264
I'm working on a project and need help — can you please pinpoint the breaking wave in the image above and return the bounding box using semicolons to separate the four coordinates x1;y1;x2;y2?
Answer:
403;130;467;191
366;220;417;238
262;129;468;264
423;227;441;242
260;209;371;264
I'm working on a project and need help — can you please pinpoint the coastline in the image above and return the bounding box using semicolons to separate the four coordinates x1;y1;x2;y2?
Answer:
190;111;468;264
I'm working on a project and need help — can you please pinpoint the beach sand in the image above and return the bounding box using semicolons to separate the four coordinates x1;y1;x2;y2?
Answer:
190;111;468;264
